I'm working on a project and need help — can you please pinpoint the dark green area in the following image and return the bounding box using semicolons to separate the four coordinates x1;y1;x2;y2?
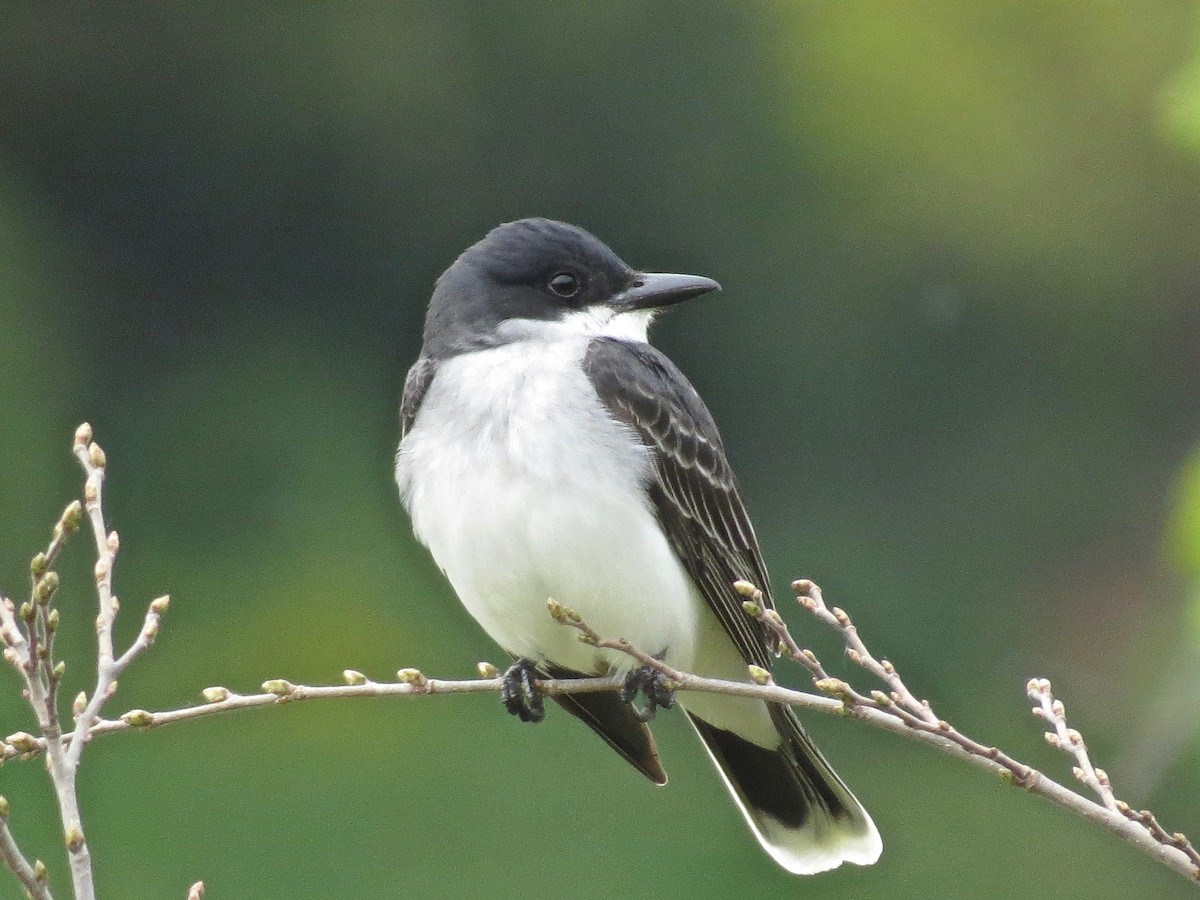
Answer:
2;4;1200;897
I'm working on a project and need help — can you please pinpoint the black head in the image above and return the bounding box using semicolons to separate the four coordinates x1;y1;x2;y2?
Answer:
420;218;719;357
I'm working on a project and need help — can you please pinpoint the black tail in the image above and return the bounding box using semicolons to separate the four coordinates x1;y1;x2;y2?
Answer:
686;702;881;873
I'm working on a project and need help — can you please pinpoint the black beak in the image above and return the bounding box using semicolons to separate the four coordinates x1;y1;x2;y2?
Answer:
613;272;721;311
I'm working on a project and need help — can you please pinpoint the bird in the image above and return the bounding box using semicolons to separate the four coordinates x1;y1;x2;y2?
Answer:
394;217;881;874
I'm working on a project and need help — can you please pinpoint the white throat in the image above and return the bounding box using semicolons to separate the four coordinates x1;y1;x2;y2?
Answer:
494;307;654;344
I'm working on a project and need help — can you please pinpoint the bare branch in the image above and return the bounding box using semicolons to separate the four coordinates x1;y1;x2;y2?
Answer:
0;800;52;900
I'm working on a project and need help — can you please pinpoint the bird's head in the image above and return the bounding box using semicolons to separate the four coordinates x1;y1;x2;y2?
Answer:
421;218;720;356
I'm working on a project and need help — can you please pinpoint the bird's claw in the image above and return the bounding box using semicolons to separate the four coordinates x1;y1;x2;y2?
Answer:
620;663;676;722
501;658;545;723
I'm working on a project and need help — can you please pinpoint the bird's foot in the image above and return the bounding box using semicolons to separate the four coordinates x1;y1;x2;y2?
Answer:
500;658;545;723
620;661;676;723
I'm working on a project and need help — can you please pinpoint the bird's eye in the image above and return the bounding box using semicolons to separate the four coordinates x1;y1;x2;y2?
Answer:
548;272;581;298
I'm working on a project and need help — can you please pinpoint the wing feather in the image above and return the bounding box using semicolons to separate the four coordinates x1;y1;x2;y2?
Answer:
399;356;438;440
584;338;778;669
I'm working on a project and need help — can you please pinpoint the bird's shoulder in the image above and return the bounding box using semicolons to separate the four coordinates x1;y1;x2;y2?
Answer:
399;356;439;440
582;337;729;478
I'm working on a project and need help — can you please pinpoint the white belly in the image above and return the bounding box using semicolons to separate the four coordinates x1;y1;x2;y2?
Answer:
395;339;701;674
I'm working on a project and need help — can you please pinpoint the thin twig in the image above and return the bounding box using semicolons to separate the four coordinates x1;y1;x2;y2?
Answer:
0;424;176;900
0;804;51;900
1030;676;1119;811
2;673;621;759
1030;677;1200;873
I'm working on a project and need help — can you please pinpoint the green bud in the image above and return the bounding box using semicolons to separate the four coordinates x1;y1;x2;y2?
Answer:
61;500;83;533
201;686;230;704
35;571;59;605
121;709;154;727
747;665;772;685
342;669;367;686
47;609;60;632
51;661;65;681
30;552;48;578
149;595;170;614
64;824;84;852
88;442;107;468
395;668;426;686
813;677;850;696
6;732;38;753
0;796;8;818
477;661;499;679
262;679;294;696
733;580;761;599
741;600;761;617
33;859;47;881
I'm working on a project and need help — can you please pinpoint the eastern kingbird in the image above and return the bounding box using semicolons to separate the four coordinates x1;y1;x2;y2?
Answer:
395;218;881;873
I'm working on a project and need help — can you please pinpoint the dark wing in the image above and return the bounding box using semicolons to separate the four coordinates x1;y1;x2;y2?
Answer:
584;337;776;670
541;662;667;785
399;356;438;439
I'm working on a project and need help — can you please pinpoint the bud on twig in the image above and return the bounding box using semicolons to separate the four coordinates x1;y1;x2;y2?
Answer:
73;692;87;715
477;661;499;679
74;422;93;446
6;732;38;754
202;687;230;704
733;580;763;601
149;595;170;614
262;679;295;697
88;442;107;468
813;677;850;696
747;664;772;685
30;552;48;578
342;670;367;686
65;824;85;852
121;709;154;727
35;571;59;605
396;668;427;686
62;500;83;533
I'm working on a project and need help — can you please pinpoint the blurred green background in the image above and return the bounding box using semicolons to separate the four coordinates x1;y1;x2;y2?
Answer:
3;3;1200;897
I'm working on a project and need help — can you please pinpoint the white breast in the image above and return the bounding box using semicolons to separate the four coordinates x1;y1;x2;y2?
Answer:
395;338;701;674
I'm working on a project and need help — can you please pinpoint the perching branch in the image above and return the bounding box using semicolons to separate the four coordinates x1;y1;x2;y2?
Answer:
1;424;1197;895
